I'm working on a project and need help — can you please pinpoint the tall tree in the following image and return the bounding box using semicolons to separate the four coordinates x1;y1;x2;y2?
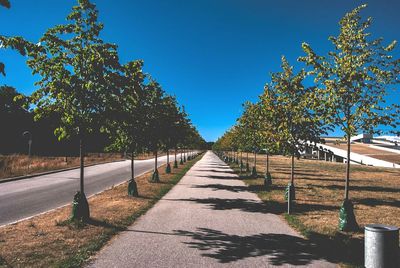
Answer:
299;4;400;231
237;101;264;178
259;87;280;187
268;56;324;201
104;60;145;196
143;79;166;182
3;0;121;221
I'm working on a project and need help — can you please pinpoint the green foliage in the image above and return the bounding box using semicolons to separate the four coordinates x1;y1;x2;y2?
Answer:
262;56;325;156
6;0;121;141
299;4;400;138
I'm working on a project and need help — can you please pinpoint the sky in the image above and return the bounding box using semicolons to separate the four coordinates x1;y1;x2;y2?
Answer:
1;0;399;141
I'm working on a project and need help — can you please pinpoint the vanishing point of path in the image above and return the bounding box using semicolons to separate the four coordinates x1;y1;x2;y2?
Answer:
89;151;336;267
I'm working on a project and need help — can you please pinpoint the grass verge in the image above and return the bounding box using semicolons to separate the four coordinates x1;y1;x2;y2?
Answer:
0;152;204;267
0;151;170;181
223;153;399;267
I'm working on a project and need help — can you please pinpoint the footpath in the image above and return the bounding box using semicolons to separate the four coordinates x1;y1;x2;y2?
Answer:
89;151;336;267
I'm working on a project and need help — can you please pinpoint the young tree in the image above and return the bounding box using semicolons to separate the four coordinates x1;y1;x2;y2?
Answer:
3;0;121;221
104;60;145;197
268;56;324;201
237;101;264;178
158;95;182;174
258;88;280;187
299;4;400;231
142;79;167;182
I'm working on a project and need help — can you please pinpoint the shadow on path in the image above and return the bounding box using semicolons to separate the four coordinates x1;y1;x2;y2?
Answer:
174;227;330;266
192;183;265;193
163;197;338;215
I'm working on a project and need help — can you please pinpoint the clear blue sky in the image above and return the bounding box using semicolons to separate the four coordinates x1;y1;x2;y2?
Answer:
1;0;399;141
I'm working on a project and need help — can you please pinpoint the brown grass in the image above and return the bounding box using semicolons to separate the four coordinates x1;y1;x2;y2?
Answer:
0;151;171;180
228;152;399;267
0;153;202;267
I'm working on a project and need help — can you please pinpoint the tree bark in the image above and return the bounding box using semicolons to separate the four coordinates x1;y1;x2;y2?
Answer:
131;152;135;180
167;149;169;164
345;135;351;200
79;136;84;194
254;151;257;167
291;152;295;184
266;153;269;174
155;150;158;171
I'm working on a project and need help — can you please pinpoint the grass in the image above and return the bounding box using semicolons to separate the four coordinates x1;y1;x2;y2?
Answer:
0;152;203;267
0;151;169;180
226;153;399;267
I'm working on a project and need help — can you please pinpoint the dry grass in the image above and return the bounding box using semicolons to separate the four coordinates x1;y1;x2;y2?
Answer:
0;153;202;267
227;152;399;267
0;152;170;180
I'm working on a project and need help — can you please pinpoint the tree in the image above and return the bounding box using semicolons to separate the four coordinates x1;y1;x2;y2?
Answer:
299;4;400;231
4;0;121;221
258;88;280;187
142;79;167;182
104;60;145;197
267;56;324;201
237;101;264;178
158;95;182;174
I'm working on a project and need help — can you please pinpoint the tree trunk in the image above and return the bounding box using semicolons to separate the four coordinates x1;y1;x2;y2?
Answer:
345;136;351;200
155;151;158;171
131;152;134;180
254;151;257;167
266;153;269;174
247;152;249;165
291;152;295;184
167;149;169;163
79;136;84;194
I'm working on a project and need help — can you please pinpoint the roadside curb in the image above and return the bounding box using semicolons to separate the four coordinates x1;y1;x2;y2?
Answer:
0;159;127;184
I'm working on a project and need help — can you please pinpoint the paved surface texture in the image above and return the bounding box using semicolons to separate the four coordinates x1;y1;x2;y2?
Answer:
0;153;184;226
89;151;337;268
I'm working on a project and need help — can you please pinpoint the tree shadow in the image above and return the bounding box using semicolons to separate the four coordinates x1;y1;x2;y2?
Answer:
355;198;400;208
308;184;400;193
173;227;335;266
192;183;264;193
195;169;235;174
86;218;125;231
196;174;238;180
170;197;337;215
276;171;335;178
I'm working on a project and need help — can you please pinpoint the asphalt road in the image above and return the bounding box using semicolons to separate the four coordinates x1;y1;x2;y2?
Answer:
0;153;185;226
89;151;336;267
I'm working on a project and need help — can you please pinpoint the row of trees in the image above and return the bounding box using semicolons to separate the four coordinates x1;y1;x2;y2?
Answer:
1;0;206;221
213;4;399;231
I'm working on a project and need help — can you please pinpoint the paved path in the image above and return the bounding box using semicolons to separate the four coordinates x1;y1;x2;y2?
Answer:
89;151;336;267
0;153;185;226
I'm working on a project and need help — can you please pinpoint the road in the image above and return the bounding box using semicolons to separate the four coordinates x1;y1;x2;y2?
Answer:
89;151;336;267
0;153;185;226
